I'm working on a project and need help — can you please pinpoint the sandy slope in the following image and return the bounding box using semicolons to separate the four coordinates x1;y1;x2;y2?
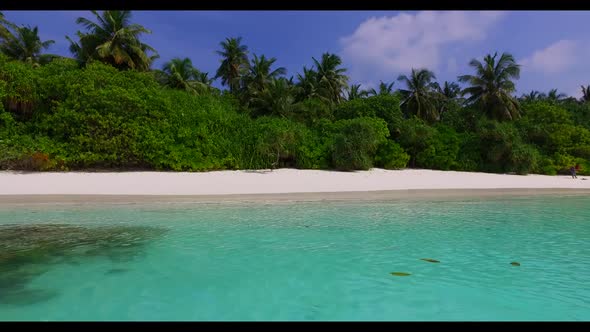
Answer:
0;169;588;196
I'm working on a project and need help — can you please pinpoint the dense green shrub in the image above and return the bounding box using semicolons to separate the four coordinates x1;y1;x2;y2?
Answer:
246;117;307;169
397;120;462;171
508;143;541;175
516;101;590;175
454;133;483;172
477;120;541;174
415;125;460;171
562;100;590;130
374;140;410;169
334;95;404;138
331;117;389;171
397;117;436;168
0;58;39;118
290;97;334;125
0;54;588;175
544;152;590;176
441;104;480;133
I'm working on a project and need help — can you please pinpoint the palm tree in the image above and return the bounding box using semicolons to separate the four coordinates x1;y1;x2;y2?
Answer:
0;25;55;65
435;81;463;118
545;89;567;103
520;90;542;103
295;66;319;101
581;85;590;103
369;81;395;96
286;76;295;86
0;11;17;43
195;71;214;86
250;78;296;117
137;42;159;68
66;31;92;64
346;84;369;101
215;37;249;93
397;68;440;122
244;54;286;93
458;52;521;121
159;57;213;94
437;81;461;100
67;10;158;71
312;53;348;104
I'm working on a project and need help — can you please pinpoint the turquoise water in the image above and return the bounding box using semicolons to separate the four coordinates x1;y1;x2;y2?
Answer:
1;195;589;321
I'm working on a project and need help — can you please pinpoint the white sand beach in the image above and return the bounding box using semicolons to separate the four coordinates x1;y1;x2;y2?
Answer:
0;169;588;197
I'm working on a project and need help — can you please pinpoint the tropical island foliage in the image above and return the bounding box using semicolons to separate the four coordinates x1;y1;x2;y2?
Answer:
1;11;589;175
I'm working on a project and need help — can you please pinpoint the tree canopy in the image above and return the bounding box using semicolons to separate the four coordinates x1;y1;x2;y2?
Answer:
1;11;589;176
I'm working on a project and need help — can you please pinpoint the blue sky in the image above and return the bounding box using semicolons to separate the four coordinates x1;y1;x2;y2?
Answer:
4;10;590;97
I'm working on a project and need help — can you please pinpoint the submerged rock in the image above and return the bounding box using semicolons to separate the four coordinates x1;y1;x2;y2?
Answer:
105;268;129;275
0;288;58;306
390;272;411;276
510;262;521;266
420;258;440;263
0;223;167;305
0;224;167;263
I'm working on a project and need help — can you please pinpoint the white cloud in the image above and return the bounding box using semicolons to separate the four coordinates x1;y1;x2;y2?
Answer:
340;11;506;84
520;40;581;74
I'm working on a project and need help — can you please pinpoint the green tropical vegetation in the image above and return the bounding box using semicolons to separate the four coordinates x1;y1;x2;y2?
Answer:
66;10;158;71
155;57;216;95
1;11;589;175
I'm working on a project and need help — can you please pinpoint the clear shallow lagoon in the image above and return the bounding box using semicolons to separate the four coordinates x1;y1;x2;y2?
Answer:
1;195;589;321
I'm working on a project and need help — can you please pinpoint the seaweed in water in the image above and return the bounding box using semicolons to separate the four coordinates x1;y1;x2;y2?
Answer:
0;288;58;306
390;272;411;276
0;224;167;306
105;268;129;275
420;258;440;263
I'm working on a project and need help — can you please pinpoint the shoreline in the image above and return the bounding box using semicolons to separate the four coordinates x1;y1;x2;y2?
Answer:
1;168;589;204
1;188;590;205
